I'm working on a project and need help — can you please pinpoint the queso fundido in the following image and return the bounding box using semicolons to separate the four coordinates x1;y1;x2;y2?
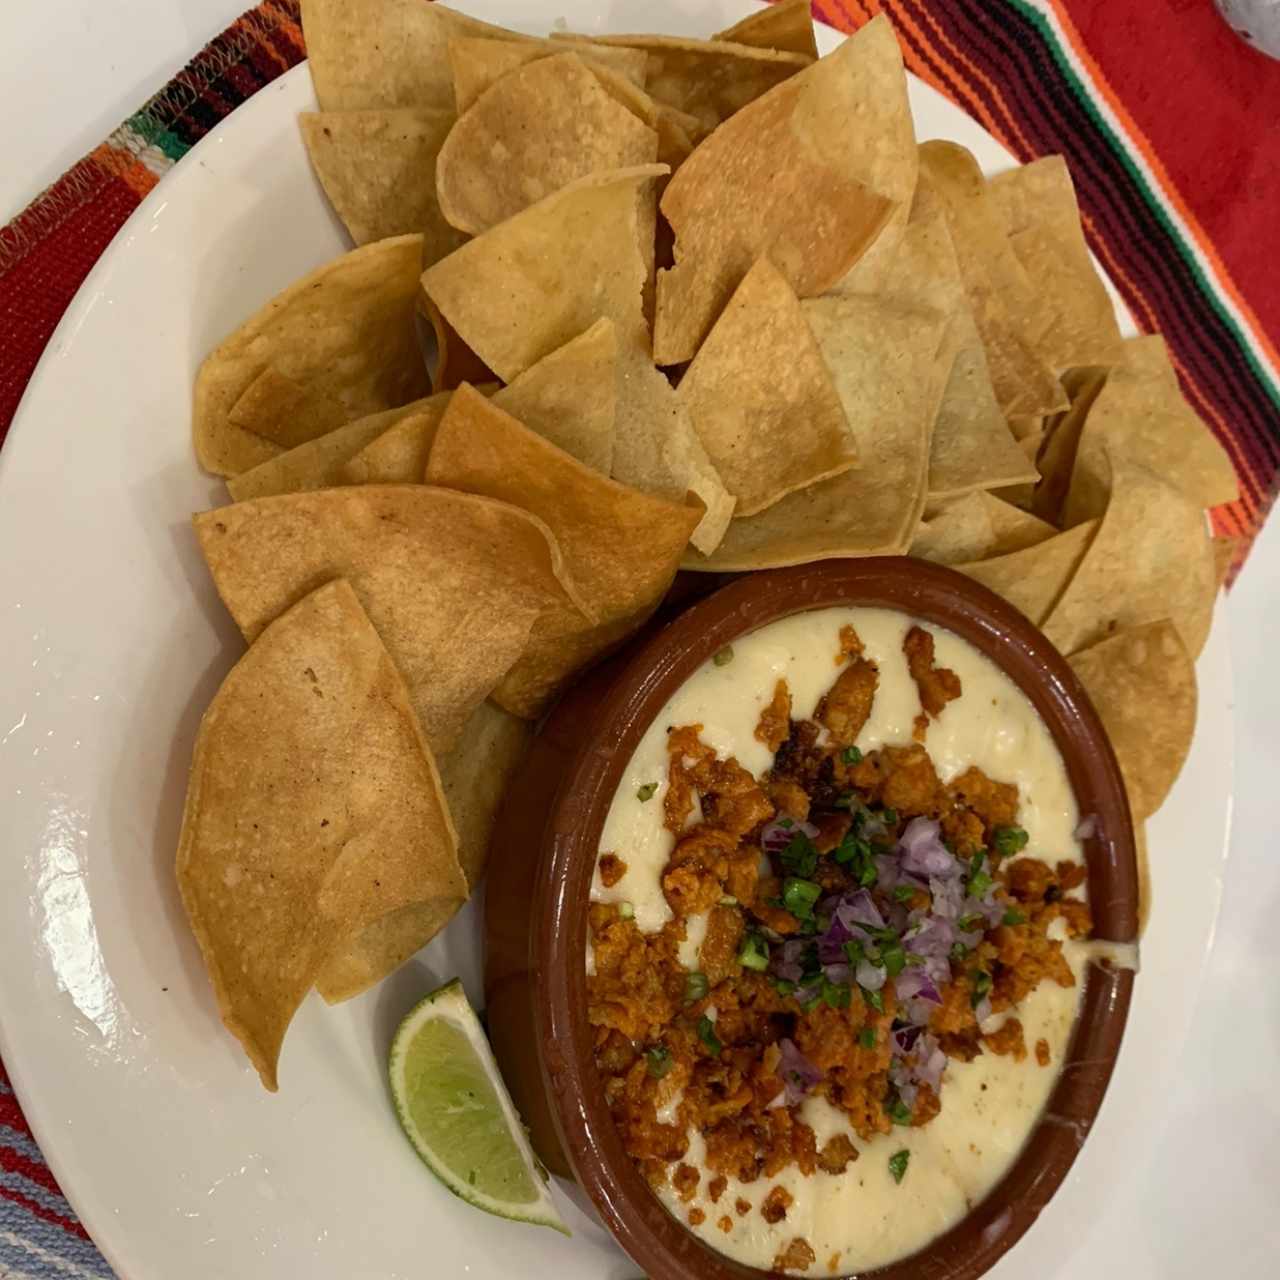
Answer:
586;607;1097;1274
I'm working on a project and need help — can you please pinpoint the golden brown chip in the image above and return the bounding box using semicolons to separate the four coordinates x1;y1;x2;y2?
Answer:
1212;534;1239;589
226;367;349;449
684;296;946;571
1069;620;1196;822
919;142;1067;419
194;235;429;476
1042;452;1216;658
425;385;701;715
1062;336;1238;525
714;0;819;59
448;35;649;113
911;491;1055;564
954;520;1099;626
420;291;496;393
437;53;658;237
301;0;524;111
338;395;455;486
194;486;583;754
299;109;466;265
420;166;733;552
989;156;1123;373
654;17;913;366
555;32;810;133
836;165;1035;500
175;578;465;1090
1135;823;1151;938
1030;366;1108;524
227;398;441;502
437;700;533;887
677;257;855;516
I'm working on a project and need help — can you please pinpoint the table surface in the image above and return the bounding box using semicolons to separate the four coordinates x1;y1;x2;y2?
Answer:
1;2;1277;1276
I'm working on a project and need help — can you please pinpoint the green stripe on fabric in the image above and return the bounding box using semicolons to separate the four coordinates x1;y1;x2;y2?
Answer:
125;109;191;165
1006;0;1280;411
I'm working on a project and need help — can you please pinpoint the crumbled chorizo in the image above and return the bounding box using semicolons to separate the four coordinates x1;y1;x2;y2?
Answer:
904;625;962;723
755;679;792;752
816;657;878;747
598;853;627;887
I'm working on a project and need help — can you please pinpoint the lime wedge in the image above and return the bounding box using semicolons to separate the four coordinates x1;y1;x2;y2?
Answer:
388;978;568;1235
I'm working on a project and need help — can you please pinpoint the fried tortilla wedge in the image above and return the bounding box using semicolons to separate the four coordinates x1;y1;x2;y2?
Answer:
437;52;658;236
677;256;856;516
1030;366;1109;525
1068;620;1197;821
448;35;648;114
1062;335;1238;526
226;367;349;450
684;296;946;571
714;0;819;59
425;385;701;716
1042;452;1217;658
227;398;440;501
194;235;429;476
554;32;810;133
989;156;1122;373
176;579;465;1090
194;486;583;754
654;16;915;366
299;109;466;265
420;166;731;552
912;491;1055;564
301;0;525;111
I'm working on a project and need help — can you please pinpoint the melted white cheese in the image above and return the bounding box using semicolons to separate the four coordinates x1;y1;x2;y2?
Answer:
589;607;1085;1275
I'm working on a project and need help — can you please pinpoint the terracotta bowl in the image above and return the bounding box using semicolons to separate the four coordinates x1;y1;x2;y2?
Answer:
485;557;1138;1280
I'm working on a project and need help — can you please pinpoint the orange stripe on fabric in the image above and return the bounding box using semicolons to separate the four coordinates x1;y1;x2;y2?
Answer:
1045;0;1280;378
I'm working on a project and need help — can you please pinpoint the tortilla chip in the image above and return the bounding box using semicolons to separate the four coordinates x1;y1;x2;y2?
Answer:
1029;366;1108;524
555;32;810;134
437;53;657;237
425;385;701;714
684;296;946;571
194;486;582;754
1135;824;1151;937
226;367;349;450
714;0;819;59
912;491;1055;564
437;700;533;887
226;398;440;502
448;35;648;113
954;520;1099;627
677;257;856;516
420;166;733;553
175;579;464;1090
194;235;429;476
989;156;1123;373
420;291;496;392
1068;620;1196;822
339;396;453;486
299;110;466;266
1212;534;1239;590
654;17;913;366
1042;452;1216;658
1062;336;1238;526
919;143;1067;419
301;0;525;111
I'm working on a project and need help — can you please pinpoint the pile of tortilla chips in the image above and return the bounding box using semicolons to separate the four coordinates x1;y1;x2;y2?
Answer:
178;0;1234;1086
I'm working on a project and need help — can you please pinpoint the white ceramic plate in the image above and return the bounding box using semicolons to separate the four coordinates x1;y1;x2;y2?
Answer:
0;3;1232;1278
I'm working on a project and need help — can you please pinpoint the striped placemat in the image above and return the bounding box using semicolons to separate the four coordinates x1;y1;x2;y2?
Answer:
0;2;1275;1275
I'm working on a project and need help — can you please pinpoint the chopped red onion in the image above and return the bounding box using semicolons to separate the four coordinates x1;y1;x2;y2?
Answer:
777;1037;822;1104
855;959;888;991
792;983;821;1006
761;817;820;856
904;916;953;960
897;817;957;878
771;939;808;984
895;968;942;1005
837;889;885;932
1074;813;1099;841
974;995;994;1024
929;874;965;920
823;962;851;986
916;1035;946;1093
891;1024;923;1056
896;1081;919;1111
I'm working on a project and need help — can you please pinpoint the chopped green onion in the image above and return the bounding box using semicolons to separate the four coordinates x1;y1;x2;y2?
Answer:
1002;908;1027;926
862;986;884;1013
843;939;865;967
949;942;970;964
636;782;658;802
712;645;735;667
696;1016;722;1057
778;817;794;829
684;971;709;1003
858;1027;877;1050
782;877;821;919
881;808;899;826
645;1046;673;1079
888;1149;910;1184
957;913;982;932
822;979;852;1009
780;834;818;878
737;933;770;972
893;884;916;903
617;901;634;920
968;870;994;898
881;941;907;978
858;860;878;887
888;1098;912;1125
771;977;796;995
719;895;739;907
993;826;1029;857
971;851;987;873
841;745;864;765
970;970;993;1008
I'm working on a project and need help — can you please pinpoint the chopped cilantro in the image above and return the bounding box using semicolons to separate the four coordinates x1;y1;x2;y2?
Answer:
888;1098;912;1125
888;1149;910;1184
841;745;864;765
993;826;1029;857
780;833;818;878
636;782;658;802
858;1027;877;1050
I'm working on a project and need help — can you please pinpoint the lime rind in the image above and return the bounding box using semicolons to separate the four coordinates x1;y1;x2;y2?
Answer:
388;978;569;1235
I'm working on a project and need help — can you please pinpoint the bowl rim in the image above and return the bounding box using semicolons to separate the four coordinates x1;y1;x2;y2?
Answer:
530;557;1138;1280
